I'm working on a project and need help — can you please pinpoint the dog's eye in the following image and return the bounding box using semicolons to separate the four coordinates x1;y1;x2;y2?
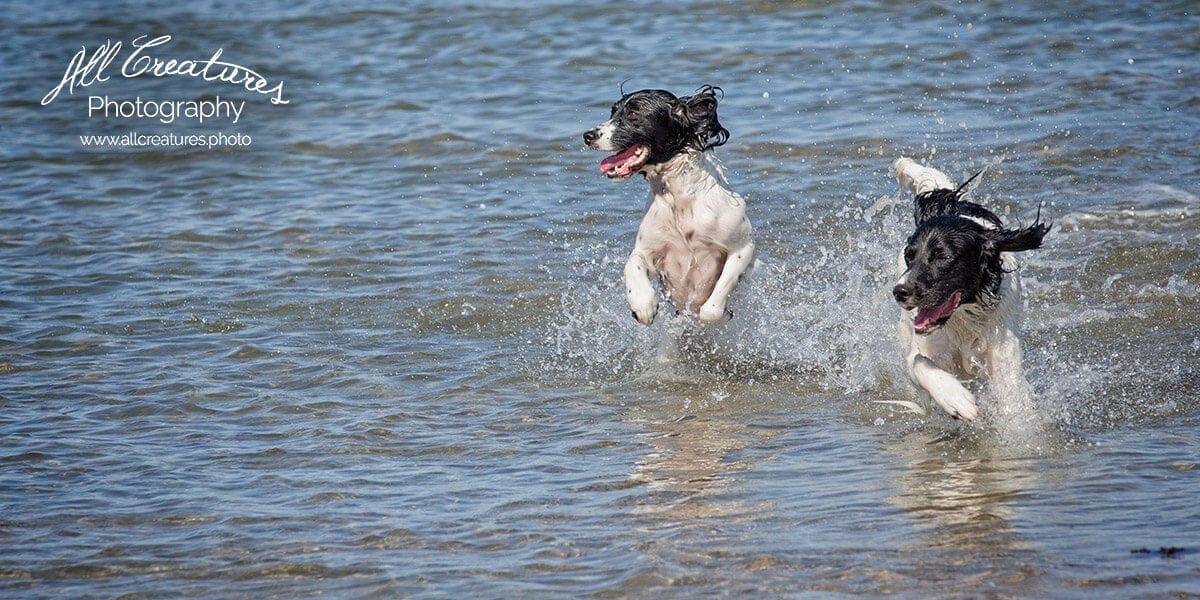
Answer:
904;248;915;265
624;110;639;121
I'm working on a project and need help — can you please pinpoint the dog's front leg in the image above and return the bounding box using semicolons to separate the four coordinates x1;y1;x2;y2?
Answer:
908;351;979;421
624;250;658;325
698;239;755;323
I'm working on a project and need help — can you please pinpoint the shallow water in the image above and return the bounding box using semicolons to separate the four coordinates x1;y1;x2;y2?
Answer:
2;1;1198;597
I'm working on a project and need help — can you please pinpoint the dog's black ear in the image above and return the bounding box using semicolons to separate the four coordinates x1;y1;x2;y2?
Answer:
676;85;729;150
681;85;719;118
987;221;1052;253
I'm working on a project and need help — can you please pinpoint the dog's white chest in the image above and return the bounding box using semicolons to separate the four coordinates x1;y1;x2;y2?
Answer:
647;167;727;251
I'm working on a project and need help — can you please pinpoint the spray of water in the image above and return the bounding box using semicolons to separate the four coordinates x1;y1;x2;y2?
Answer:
540;191;912;395
538;169;1200;451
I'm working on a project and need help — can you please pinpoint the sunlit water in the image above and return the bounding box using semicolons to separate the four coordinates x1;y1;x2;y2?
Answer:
2;1;1198;597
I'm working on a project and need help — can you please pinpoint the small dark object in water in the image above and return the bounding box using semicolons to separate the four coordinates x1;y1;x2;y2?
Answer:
1130;546;1186;558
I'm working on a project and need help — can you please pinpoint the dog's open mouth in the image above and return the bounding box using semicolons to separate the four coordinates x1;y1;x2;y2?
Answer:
599;144;649;179
913;291;961;335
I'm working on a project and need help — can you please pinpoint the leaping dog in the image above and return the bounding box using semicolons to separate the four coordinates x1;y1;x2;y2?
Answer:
890;158;1051;421
583;85;755;326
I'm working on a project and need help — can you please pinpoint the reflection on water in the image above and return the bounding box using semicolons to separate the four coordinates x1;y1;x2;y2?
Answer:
1;0;1198;596
887;429;1047;591
631;411;769;521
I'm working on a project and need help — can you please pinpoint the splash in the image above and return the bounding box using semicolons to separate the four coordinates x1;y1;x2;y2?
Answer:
537;174;1199;444
539;191;914;397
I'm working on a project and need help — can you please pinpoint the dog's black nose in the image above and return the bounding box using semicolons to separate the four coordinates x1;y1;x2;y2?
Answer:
892;284;912;304
583;129;599;146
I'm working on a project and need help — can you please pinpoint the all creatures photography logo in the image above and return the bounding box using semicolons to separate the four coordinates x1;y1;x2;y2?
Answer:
41;34;290;148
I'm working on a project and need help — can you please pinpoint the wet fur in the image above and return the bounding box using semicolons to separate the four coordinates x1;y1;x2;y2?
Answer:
890;158;1050;421
583;86;755;325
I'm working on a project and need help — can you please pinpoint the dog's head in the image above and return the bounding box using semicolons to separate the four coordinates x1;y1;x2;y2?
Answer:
583;85;729;180
893;188;1051;335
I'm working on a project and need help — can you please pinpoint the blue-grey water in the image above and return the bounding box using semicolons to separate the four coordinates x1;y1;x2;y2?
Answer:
2;1;1198;597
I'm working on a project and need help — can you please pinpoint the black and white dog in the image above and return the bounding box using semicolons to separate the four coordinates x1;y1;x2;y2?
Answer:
890;158;1051;421
583;85;755;325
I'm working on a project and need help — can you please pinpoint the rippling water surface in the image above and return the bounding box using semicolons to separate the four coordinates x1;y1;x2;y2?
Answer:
2;1;1198;597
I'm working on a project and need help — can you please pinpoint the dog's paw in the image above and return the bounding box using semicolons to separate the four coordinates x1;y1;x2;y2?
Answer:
931;386;979;422
629;302;657;326
626;285;657;325
698;302;730;324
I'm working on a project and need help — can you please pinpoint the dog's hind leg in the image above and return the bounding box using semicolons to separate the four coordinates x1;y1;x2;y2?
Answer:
988;330;1036;417
895;157;955;196
986;265;1038;419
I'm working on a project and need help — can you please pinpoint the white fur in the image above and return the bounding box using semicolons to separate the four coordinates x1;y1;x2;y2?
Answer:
894;157;954;196
626;150;755;325
890;158;1032;422
588;120;619;152
893;254;1026;421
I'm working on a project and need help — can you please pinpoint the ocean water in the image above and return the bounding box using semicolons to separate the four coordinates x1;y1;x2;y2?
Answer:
2;0;1198;597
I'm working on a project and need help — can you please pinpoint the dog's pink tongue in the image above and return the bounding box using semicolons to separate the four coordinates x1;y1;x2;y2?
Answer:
914;292;961;330
600;146;641;177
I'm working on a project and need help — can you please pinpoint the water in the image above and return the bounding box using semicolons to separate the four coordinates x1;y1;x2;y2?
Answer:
2;0;1198;597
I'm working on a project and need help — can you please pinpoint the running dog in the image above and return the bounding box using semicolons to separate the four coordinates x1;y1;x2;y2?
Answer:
583;85;755;325
890;157;1050;421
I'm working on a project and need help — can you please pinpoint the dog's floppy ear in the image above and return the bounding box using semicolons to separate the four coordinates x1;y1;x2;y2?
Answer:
987;220;1052;253
675;85;730;150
